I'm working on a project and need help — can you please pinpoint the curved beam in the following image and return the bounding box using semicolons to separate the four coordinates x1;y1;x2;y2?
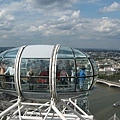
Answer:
14;45;26;97
49;44;60;100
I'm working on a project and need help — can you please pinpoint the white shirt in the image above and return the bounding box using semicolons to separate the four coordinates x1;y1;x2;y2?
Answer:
4;67;15;75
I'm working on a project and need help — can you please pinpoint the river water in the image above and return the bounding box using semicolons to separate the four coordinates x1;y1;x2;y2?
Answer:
88;83;120;120
0;82;119;120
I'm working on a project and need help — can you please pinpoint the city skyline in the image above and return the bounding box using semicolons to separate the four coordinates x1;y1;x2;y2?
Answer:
0;0;120;49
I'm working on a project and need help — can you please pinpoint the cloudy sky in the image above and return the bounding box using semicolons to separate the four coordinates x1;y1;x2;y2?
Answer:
0;0;120;49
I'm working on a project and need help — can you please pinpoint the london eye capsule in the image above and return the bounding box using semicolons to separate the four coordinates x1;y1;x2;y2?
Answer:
0;45;98;100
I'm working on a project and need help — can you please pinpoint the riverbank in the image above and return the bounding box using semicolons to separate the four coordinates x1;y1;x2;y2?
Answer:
88;83;120;120
96;79;120;88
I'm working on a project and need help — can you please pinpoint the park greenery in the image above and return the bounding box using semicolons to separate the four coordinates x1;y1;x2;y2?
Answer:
98;73;120;82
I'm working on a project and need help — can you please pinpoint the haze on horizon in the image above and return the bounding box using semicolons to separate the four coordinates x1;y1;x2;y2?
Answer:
0;0;120;49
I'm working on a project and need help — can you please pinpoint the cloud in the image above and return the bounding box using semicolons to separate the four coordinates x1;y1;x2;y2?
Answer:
5;14;15;21
0;0;120;49
71;10;80;19
26;0;75;10
0;9;15;31
94;17;118;33
87;0;101;3
58;15;69;21
99;2;120;13
0;9;6;17
26;9;81;37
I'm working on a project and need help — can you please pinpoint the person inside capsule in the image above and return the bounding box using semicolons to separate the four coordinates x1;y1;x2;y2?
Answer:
0;45;98;100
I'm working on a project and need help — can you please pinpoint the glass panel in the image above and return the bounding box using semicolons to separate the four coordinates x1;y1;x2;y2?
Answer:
90;59;99;75
20;58;50;93
76;58;93;76
56;58;94;92
0;47;19;90
93;76;98;85
73;49;86;58
82;51;90;58
56;59;75;92
4;47;19;58
0;50;8;58
75;58;93;91
57;46;74;58
0;58;15;90
0;74;5;89
83;77;93;90
0;58;5;89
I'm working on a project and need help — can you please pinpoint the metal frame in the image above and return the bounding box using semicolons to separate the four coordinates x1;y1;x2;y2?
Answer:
0;97;93;120
0;45;94;120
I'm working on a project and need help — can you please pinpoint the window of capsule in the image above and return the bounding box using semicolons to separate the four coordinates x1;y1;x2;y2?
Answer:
0;48;18;90
0;46;98;95
56;58;94;93
0;59;14;90
0;58;95;92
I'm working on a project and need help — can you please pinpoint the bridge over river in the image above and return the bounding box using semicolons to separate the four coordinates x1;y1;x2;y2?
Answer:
88;82;120;120
96;79;120;88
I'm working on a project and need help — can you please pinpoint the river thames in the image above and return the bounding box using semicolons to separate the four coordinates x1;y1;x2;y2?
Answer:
88;83;120;120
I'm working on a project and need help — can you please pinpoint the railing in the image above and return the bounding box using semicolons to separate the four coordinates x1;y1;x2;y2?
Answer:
96;79;120;88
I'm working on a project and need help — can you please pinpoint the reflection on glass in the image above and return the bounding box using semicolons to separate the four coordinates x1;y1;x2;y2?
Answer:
56;57;94;92
4;47;19;58
0;45;98;98
57;46;74;58
0;55;16;91
56;59;75;92
73;49;86;58
20;58;50;92
76;58;93;76
90;59;98;75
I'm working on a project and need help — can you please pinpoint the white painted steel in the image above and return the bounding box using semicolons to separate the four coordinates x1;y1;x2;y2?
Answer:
0;45;94;120
21;45;54;58
49;44;60;99
14;45;26;96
